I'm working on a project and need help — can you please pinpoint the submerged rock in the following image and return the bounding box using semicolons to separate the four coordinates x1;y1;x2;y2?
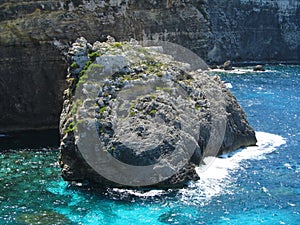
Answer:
59;37;257;188
16;211;71;225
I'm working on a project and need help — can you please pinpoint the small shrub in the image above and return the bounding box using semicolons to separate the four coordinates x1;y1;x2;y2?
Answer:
149;109;157;115
112;42;122;48
99;106;107;114
88;52;100;61
156;71;163;77
71;62;79;69
79;60;92;76
65;121;76;133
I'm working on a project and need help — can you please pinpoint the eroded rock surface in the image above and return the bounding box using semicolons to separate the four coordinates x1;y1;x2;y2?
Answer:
59;38;257;188
207;0;300;64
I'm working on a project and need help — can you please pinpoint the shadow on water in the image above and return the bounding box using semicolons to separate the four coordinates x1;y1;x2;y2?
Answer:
0;129;60;151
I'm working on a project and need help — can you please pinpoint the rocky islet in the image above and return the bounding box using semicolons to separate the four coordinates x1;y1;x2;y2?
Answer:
59;37;257;188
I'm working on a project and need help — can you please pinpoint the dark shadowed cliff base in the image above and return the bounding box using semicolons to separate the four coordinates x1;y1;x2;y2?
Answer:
0;129;60;150
0;0;299;132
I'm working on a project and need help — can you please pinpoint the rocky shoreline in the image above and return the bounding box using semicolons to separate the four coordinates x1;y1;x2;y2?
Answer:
59;37;257;188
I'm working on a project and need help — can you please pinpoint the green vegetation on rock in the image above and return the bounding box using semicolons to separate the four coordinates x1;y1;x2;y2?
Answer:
71;62;79;69
79;60;92;76
99;106;107;114
112;42;122;48
129;111;136;116
76;74;88;88
149;109;157;115
70;99;83;115
88;52;100;61
65;121;76;133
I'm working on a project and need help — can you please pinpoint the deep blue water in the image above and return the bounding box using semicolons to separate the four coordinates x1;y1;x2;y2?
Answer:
0;65;299;224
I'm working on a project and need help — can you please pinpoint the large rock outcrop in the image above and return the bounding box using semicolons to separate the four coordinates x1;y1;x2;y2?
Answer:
59;38;257;188
1;0;299;132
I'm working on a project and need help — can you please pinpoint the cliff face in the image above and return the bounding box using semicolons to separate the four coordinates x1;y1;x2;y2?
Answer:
206;0;300;63
0;0;210;132
0;42;67;131
0;0;299;131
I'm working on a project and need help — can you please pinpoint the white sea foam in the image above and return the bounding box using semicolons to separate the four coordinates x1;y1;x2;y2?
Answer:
179;132;286;204
224;83;233;89
55;132;285;201
211;68;253;74
210;68;275;74
111;188;167;197
109;132;286;200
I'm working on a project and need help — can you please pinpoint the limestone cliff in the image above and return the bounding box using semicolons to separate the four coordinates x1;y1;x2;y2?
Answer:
206;0;300;64
0;0;299;131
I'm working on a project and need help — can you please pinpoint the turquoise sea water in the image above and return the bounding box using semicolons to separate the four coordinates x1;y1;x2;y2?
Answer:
0;65;299;224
